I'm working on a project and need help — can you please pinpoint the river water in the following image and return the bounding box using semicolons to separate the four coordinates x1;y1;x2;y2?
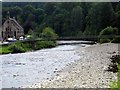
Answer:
0;41;90;88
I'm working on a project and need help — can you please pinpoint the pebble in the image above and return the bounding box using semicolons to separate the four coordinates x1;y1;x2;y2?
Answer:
31;43;118;88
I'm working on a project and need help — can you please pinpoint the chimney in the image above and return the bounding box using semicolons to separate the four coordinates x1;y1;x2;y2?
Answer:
13;17;15;19
7;11;10;19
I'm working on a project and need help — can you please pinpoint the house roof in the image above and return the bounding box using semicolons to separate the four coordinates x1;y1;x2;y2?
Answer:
1;17;23;30
9;17;23;30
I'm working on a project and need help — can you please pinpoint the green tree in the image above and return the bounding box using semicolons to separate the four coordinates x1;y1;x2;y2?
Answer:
85;3;115;36
2;2;120;39
42;27;58;40
21;5;35;22
43;3;56;15
27;29;33;35
99;26;118;43
53;13;65;36
23;13;35;34
9;6;22;18
71;5;84;35
115;2;120;34
80;2;92;31
116;2;120;12
33;8;45;24
115;11;120;34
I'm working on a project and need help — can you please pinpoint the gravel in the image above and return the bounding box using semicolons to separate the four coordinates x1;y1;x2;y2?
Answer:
30;43;118;88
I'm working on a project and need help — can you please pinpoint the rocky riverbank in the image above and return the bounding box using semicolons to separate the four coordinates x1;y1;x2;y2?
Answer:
30;43;118;88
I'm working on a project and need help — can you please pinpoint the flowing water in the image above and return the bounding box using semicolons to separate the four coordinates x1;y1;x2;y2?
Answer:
0;41;91;88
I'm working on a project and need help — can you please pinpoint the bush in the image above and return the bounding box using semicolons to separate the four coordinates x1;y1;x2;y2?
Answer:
108;55;120;89
99;38;111;44
8;41;25;53
42;27;58;40
0;46;11;54
1;40;57;54
110;81;118;89
99;26;118;43
111;36;120;43
118;64;120;89
35;41;56;50
110;64;120;89
23;42;33;51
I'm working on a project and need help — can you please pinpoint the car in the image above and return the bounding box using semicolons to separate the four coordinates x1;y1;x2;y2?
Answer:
19;36;24;40
7;38;16;42
2;41;9;44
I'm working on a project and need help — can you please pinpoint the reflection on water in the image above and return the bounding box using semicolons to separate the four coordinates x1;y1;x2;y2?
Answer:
0;43;89;88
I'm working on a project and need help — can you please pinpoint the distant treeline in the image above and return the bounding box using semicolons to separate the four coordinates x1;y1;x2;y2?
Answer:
2;2;120;38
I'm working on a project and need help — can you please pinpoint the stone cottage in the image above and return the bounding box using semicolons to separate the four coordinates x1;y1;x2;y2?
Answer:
0;17;24;41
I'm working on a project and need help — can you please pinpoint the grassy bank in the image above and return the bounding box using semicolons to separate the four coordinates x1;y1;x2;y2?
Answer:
110;64;120;89
108;55;120;89
0;46;11;54
0;40;56;54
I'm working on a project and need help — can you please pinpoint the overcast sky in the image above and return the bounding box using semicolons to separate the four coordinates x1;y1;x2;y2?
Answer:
1;0;120;2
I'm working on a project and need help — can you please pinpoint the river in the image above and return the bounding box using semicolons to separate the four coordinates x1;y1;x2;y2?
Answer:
0;41;91;88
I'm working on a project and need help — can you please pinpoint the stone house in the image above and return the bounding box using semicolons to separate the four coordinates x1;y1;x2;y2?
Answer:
0;17;24;41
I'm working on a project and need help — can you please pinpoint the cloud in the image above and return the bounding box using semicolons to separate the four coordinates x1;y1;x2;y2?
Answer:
2;0;120;2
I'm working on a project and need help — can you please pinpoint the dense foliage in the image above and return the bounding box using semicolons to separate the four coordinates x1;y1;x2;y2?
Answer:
0;40;56;54
8;41;26;53
108;55;120;89
99;26;118;43
2;2;120;40
42;27;58;40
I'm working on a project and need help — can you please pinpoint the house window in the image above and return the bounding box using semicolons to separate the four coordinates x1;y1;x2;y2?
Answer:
6;28;7;31
8;35;10;38
7;21;9;24
14;31;16;38
2;31;3;38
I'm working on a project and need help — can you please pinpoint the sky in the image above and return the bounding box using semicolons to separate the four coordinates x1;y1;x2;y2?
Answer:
1;0;120;2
